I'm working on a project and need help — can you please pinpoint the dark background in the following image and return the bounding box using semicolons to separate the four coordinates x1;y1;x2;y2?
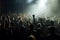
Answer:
0;0;37;14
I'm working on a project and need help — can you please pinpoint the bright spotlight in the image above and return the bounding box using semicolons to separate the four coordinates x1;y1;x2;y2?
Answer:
25;0;48;17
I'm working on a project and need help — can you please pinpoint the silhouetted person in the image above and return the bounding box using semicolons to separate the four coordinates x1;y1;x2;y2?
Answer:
33;15;36;24
47;27;60;40
28;24;35;35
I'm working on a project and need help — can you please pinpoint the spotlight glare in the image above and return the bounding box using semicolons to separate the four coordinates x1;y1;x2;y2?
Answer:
25;0;48;18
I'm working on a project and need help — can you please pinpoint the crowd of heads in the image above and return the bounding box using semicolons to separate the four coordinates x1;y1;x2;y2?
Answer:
0;14;60;40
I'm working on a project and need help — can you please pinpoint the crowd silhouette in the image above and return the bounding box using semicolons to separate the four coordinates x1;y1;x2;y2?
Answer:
0;14;60;40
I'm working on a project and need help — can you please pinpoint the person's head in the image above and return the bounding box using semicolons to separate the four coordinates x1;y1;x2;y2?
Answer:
48;26;55;35
28;35;36;40
37;28;41;34
50;21;54;26
30;24;34;29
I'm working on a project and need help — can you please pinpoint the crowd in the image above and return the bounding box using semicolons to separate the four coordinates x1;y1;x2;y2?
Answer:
0;15;60;40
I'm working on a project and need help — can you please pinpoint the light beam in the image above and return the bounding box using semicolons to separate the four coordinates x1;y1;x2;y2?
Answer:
24;0;49;18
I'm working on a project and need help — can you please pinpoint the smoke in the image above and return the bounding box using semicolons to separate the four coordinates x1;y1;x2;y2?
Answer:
23;0;60;18
1;0;60;18
1;0;37;14
24;0;49;17
27;0;34;4
46;0;59;18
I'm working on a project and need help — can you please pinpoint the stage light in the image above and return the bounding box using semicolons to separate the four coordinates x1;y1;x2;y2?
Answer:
25;0;48;18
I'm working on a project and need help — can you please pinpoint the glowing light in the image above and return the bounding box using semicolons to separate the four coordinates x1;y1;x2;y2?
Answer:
25;0;48;17
27;0;33;4
38;0;47;9
35;0;48;16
